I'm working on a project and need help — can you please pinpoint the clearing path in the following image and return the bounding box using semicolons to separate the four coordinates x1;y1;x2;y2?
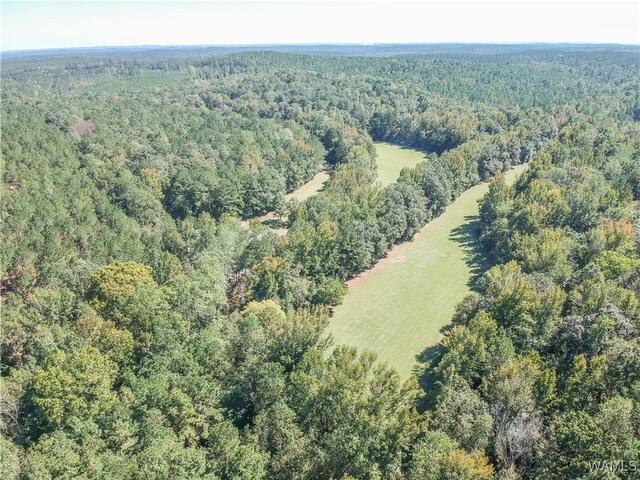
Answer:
250;169;330;235
374;142;428;186
284;170;331;202
328;163;527;378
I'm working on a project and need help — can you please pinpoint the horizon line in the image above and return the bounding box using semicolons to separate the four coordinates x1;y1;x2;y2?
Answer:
3;40;640;55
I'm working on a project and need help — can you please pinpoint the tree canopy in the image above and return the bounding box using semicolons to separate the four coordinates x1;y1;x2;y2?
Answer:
2;44;639;479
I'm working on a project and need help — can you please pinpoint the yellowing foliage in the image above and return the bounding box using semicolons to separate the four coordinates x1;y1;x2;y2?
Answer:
88;261;155;318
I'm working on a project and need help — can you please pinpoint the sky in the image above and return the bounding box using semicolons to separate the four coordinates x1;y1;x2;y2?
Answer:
2;0;639;52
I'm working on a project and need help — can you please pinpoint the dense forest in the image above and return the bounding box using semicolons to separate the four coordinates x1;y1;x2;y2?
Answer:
2;44;639;479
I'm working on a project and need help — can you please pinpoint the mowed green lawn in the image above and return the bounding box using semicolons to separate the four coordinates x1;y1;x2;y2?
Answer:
328;163;527;378
374;142;427;186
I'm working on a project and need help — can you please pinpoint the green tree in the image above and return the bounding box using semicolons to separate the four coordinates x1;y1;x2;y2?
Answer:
30;347;117;431
535;411;606;479
311;276;347;306
164;165;218;219
253;401;312;480
595;250;640;280
431;380;493;452
407;430;497;480
377;182;427;246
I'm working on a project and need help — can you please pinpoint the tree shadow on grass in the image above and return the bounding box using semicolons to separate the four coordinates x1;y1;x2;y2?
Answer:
413;343;445;413
412;215;491;410
449;215;491;291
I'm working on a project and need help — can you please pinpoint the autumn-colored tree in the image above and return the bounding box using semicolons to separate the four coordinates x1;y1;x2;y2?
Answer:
87;261;155;322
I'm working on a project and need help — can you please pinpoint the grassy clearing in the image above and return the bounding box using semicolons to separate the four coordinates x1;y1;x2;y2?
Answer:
328;164;527;378
285;170;330;202
251;170;330;235
374;142;427;186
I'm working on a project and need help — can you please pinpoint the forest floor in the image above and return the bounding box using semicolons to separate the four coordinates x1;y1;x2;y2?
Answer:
328;163;528;378
373;142;428;186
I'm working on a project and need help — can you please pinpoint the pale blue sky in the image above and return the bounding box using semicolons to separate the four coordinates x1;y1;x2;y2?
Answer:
2;1;639;52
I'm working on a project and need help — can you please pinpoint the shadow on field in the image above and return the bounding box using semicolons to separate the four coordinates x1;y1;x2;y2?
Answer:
413;343;445;412
449;215;490;290
412;215;491;409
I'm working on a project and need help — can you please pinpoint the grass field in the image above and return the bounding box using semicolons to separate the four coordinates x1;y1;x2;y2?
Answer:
374;142;427;186
284;170;330;202
328;163;527;378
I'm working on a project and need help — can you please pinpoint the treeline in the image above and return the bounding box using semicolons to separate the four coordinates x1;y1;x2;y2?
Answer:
425;112;640;478
2;47;639;479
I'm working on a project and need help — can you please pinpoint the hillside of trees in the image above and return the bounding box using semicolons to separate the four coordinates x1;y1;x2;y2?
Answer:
2;45;639;479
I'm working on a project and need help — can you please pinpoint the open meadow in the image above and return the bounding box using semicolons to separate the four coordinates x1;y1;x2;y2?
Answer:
329;164;527;377
373;142;428;186
284;170;330;202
